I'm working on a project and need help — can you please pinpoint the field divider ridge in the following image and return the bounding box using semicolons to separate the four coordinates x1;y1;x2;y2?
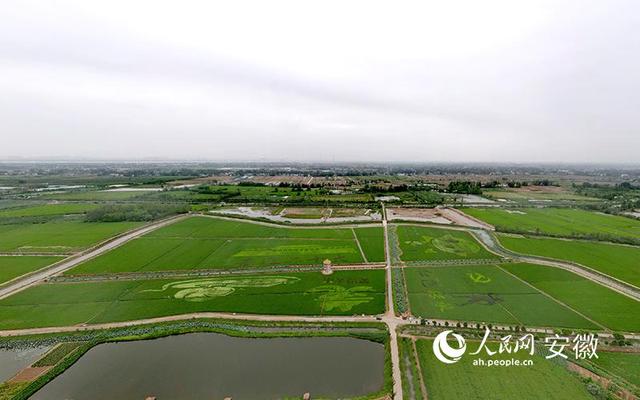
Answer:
0;214;189;300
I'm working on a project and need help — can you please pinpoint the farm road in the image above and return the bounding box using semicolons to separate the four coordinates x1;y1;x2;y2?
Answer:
0;215;188;301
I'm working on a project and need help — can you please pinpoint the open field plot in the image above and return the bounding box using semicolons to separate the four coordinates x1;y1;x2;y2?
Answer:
502;263;640;332
404;265;596;329
414;339;593;400
69;217;384;274
0;203;98;218
387;207;452;224
498;234;640;287
280;207;328;219
0;221;143;253
353;227;385;262
279;207;372;219
462;207;640;241
0;256;63;285
588;351;640;387
395;225;499;263
0;270;386;329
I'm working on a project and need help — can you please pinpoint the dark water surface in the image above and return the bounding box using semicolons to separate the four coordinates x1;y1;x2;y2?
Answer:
0;346;49;382
31;333;385;399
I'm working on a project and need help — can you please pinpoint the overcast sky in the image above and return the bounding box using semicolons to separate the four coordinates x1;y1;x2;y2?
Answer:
1;1;639;163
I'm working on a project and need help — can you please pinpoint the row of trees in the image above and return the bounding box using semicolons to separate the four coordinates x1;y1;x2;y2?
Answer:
85;203;188;222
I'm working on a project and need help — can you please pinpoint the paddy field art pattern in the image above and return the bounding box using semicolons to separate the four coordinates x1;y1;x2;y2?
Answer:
67;216;385;275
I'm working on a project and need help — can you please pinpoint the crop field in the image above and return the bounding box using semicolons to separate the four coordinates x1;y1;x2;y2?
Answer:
0;203;98;218
404;265;595;329
502;263;640;332
498;234;640;287
0;221;143;253
0;256;63;285
0;270;386;329
395;225;499;263
461;207;640;240
69;217;384;274
414;339;593;400
353;227;385;262
588;351;640;387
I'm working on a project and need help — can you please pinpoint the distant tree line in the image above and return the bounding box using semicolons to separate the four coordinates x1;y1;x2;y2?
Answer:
447;181;482;194
85;203;189;222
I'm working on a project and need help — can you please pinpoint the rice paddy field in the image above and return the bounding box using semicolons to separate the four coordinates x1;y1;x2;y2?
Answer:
497;234;640;287
68;217;384;275
461;207;640;240
414;339;593;400
588;351;640;387
404;265;595;329
0;256;63;285
0;269;386;329
353;227;386;262
502;263;640;332
395;225;499;263
0;221;143;253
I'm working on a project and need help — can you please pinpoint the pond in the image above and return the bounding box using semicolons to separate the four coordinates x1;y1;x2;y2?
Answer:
0;346;50;382
31;333;385;399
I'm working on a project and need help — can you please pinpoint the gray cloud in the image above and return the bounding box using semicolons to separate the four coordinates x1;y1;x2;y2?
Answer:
1;0;639;162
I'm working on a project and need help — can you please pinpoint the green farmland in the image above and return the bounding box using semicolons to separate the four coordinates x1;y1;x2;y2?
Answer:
69;217;384;274
502;263;640;332
353;227;386;262
0;203;98;218
414;339;592;400
462;207;640;241
404;265;595;329
589;351;640;387
498;234;640;287
0;221;143;253
0;270;386;329
395;225;499;263
0;256;63;285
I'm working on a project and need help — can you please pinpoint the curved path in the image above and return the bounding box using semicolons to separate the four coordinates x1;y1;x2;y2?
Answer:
0;215;187;301
391;221;640;300
0;312;386;337
470;229;640;301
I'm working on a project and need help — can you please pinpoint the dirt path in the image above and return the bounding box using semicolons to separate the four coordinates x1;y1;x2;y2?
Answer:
411;338;428;399
201;213;382;229
472;230;640;301
496;265;608;331
0;215;188;301
0;312;385;337
382;203;404;400
352;228;368;263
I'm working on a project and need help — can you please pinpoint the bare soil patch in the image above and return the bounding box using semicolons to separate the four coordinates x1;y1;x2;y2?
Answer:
438;208;494;230
9;366;51;382
387;208;452;224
